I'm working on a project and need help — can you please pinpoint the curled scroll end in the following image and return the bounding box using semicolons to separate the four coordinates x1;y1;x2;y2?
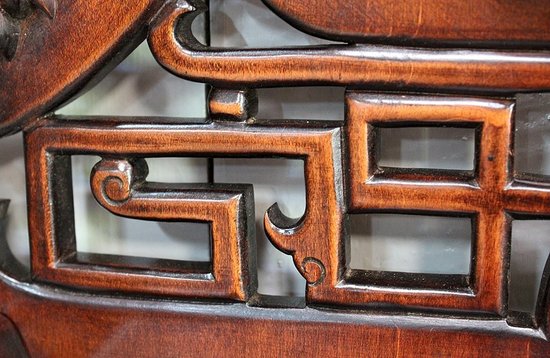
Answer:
264;203;319;282
148;0;205;77
149;0;201;34
535;253;550;337
263;202;302;251
90;158;148;206
301;257;326;286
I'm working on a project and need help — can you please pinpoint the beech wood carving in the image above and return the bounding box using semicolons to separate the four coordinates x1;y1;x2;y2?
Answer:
1;0;550;356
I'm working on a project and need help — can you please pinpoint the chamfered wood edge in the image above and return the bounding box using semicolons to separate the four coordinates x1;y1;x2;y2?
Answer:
0;268;548;357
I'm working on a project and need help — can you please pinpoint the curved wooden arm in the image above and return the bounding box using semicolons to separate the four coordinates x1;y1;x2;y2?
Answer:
149;0;550;92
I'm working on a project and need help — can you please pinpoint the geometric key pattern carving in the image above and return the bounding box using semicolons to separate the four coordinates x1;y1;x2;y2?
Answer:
19;94;550;316
342;93;514;314
23;116;344;302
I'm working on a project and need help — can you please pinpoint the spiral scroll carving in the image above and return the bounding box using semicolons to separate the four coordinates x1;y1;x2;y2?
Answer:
90;158;148;205
301;257;326;286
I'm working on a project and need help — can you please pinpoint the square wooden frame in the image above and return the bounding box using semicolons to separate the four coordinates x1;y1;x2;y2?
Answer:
337;92;515;314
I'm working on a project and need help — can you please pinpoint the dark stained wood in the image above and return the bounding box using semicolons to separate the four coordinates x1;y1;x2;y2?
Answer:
262;0;550;47
1;0;550;355
24;117;345;302
342;93;514;314
149;0;550;91
0;272;549;357
0;0;164;137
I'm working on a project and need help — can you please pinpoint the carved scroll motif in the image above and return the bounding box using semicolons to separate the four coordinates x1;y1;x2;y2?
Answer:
24;116;344;299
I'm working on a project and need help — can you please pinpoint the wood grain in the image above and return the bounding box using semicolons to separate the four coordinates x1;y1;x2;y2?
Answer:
149;0;550;91
0;268;548;357
2;0;550;355
0;0;164;137
263;0;550;47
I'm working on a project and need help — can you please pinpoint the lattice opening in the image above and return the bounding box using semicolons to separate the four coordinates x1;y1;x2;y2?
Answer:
257;87;344;121
509;219;550;315
349;213;472;275
377;127;476;171
72;156;212;270
214;158;307;297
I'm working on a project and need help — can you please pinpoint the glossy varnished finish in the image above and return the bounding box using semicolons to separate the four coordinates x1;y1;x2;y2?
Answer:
148;1;550;92
25;151;258;299
0;273;548;357
340;93;514;312
1;0;550;355
24;117;344;298
263;0;550;47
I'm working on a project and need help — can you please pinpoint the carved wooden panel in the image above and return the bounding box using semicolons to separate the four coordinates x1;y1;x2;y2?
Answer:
340;93;513;313
1;0;550;356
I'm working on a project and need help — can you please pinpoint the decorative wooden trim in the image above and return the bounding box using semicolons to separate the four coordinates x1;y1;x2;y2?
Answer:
23;116;344;299
262;0;550;47
25;124;258;300
0;270;548;357
1;0;550;355
339;93;515;314
149;0;550;91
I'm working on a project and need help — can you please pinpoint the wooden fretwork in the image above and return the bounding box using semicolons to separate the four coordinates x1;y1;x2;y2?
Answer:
1;0;550;356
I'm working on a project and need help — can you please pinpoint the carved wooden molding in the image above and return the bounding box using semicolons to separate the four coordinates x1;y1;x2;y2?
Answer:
149;0;550;91
1;0;550;355
262;0;550;46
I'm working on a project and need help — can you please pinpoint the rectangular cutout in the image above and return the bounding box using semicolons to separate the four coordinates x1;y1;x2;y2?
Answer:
257;87;344;121
509;219;550;314
72;156;212;273
350;213;472;275
514;93;550;177
343;92;512;312
72;156;212;266
377;127;475;170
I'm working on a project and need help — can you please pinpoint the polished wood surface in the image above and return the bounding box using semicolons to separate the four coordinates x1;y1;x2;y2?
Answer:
1;0;550;356
149;1;550;91
0;0;163;137
263;0;550;47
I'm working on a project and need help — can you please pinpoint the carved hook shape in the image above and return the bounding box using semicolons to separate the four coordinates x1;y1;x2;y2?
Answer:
148;0;550;91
